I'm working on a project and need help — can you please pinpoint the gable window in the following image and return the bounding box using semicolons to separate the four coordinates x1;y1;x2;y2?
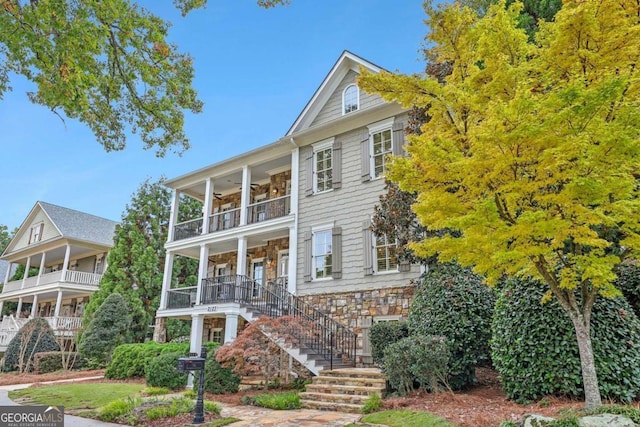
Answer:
29;223;43;244
343;84;359;115
361;119;406;182
303;226;342;281
305;139;342;196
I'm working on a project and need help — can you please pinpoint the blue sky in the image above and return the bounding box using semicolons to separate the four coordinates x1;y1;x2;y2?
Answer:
0;0;428;231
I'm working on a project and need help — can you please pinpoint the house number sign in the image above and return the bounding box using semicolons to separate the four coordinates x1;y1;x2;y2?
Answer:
206;306;217;312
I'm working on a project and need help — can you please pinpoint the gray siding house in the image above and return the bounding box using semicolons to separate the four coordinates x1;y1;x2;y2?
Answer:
155;51;421;372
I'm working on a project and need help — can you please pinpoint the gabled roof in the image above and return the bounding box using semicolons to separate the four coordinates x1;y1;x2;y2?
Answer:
286;50;385;136
38;201;118;246
1;201;118;257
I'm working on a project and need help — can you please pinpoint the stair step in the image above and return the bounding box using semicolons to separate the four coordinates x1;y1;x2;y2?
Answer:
320;368;386;379
313;376;386;388
305;383;385;395
300;391;371;405
300;399;364;414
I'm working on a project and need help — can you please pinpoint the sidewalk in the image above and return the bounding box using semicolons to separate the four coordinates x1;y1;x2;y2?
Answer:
0;376;364;427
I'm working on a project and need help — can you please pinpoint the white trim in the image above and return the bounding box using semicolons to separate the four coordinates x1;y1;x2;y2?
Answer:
367;117;395;134
312;137;335;152
368;118;395;180
311;225;333;280
312;138;335;194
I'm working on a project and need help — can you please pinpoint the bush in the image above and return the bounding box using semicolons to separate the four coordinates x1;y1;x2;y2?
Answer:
248;392;301;410
78;293;132;367
408;263;496;389
3;318;60;372
369;321;409;365
491;278;640;403
382;335;451;396
362;393;383;414
145;352;188;390
197;346;241;394
106;342;189;379
34;351;84;374
615;262;640;318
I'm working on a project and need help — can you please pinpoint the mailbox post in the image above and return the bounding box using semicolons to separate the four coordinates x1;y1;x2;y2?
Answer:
177;346;207;424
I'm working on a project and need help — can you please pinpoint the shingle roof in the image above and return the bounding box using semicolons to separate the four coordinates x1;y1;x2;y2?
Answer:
39;201;118;247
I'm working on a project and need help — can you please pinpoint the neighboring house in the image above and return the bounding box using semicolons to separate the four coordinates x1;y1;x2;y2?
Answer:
155;51;421;373
0;201;117;351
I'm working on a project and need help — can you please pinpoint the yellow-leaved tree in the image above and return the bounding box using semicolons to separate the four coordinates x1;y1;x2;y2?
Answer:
359;0;640;409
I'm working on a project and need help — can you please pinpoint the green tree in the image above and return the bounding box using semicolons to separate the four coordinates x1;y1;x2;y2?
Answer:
0;1;290;156
78;293;132;367
359;0;640;409
82;178;201;343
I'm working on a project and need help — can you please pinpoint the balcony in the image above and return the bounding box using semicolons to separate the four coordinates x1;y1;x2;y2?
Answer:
1;270;103;294
166;286;197;309
172;195;292;242
0;315;83;350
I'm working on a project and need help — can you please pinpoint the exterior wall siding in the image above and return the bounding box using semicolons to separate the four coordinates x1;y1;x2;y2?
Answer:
310;70;386;128
13;210;60;251
296;112;418;296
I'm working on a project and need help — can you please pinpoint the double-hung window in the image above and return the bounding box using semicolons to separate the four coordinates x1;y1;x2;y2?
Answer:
29;223;43;244
313;229;332;279
303;226;342;281
361;118;405;182
305;138;342;196
375;234;398;272
315;144;333;193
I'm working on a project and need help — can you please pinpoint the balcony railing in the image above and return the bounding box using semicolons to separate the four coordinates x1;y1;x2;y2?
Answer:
174;218;203;241
166;286;197;309
208;208;241;233
247;195;291;225
0;315;82;349
1;270;102;293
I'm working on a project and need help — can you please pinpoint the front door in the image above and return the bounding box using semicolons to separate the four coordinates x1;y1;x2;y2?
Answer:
251;260;264;297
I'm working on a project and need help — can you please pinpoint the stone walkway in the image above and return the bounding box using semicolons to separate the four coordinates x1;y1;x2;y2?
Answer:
0;376;364;427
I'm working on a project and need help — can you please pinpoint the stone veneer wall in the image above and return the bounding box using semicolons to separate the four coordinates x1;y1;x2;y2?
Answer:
298;285;416;365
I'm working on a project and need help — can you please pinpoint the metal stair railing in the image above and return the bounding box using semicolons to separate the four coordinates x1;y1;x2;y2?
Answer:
200;275;357;368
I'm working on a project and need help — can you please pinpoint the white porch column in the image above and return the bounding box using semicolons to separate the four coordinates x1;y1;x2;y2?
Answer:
21;256;31;288
54;290;63;317
16;297;23;318
202;178;213;234
236;236;248;277
187;313;205;389
239;165;251;226
287;147;300;294
287;225;298;295
224;313;239;343
30;294;39;318
196;244;209;305
61;244;71;280
167;190;180;242
158;251;175;310
0;301;4;317
3;262;11;285
36;252;47;286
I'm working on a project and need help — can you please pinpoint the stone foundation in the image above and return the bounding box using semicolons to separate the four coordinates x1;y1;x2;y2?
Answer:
299;285;416;365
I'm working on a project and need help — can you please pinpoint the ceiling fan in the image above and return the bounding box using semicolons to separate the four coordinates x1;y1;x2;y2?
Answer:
213;192;222;200
235;182;259;190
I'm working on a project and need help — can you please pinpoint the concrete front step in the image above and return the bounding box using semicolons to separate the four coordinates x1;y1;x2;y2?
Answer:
300;399;364;414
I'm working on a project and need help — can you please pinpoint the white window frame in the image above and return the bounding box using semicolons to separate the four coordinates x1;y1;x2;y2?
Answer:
368;118;394;180
313;138;334;194
373;233;399;274
342;84;359;115
30;223;43;244
253;193;268;222
312;225;333;280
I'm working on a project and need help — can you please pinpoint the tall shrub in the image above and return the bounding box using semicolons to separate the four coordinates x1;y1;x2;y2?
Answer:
407;263;495;389
369;320;409;365
3;318;60;373
78;293;132;367
492;278;640;403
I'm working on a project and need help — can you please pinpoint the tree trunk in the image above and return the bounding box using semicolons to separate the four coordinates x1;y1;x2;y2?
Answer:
569;313;602;409
152;317;167;343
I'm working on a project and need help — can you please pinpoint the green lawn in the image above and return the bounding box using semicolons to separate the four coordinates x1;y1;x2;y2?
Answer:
348;409;460;427
9;383;146;410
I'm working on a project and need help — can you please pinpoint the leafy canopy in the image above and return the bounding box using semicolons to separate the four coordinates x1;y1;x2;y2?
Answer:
0;0;289;156
359;0;640;299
